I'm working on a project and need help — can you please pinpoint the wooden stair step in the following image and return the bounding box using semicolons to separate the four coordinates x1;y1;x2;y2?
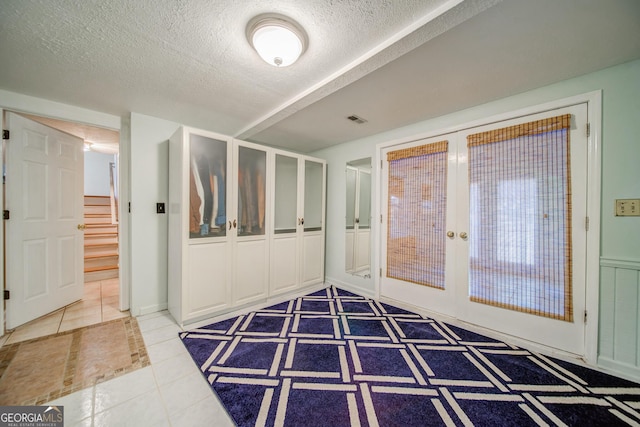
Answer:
85;205;112;215
84;216;114;225
85;224;118;233
85;255;119;269
84;196;111;206
85;269;118;282
84;195;119;276
84;235;119;245
84;249;119;258
85;265;119;273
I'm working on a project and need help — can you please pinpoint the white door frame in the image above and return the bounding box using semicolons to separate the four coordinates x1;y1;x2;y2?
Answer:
374;91;602;365
0;108;4;335
0;100;125;335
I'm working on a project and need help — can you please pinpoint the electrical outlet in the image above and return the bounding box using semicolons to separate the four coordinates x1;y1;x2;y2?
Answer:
157;202;166;214
615;199;640;216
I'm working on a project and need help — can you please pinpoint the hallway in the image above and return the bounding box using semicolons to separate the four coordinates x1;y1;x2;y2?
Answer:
0;279;128;346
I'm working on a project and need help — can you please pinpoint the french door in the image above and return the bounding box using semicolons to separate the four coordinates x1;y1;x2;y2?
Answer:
381;103;588;355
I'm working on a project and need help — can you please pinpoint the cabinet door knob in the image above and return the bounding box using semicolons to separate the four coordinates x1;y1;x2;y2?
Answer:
459;232;468;239
446;231;454;238
77;224;86;230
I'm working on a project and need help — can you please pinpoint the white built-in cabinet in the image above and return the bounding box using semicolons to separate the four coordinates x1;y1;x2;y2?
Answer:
168;127;325;325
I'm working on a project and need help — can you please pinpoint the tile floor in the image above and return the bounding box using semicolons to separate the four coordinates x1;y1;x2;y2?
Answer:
0;317;148;405
43;311;235;426
1;278;129;346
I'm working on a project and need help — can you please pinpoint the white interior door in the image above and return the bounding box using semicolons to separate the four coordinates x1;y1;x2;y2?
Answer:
5;112;84;329
381;133;458;317
456;104;588;355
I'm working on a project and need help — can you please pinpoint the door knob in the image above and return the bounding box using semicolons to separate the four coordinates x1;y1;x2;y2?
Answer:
459;232;468;239
77;224;86;230
446;231;455;238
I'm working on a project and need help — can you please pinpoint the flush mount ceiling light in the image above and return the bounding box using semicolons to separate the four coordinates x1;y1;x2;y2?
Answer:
246;13;308;67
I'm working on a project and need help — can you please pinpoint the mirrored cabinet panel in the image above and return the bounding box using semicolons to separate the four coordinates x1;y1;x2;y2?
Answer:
345;158;371;277
237;146;266;237
189;134;227;238
274;154;298;234
304;160;324;232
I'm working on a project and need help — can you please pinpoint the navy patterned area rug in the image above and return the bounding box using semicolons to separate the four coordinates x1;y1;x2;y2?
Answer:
180;287;640;426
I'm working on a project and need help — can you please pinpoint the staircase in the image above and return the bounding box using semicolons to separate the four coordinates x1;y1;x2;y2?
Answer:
84;195;119;281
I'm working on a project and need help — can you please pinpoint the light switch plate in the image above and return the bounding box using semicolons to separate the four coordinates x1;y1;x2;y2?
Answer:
615;199;640;216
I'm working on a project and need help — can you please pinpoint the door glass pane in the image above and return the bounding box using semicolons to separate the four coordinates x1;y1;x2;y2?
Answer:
275;154;298;234
189;134;226;238
386;142;448;289
304;160;323;231
467;114;573;321
237;146;266;237
358;171;371;228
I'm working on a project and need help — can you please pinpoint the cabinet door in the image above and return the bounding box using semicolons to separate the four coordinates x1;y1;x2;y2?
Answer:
301;159;325;286
233;141;269;305
271;152;300;294
186;132;232;318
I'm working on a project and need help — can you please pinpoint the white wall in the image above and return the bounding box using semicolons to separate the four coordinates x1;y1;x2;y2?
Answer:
129;113;179;315
84;150;115;196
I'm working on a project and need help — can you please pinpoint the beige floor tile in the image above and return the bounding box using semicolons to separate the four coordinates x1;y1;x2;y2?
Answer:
0;334;73;405
1;279;122;345
83;285;102;301
59;312;103;333
5;310;64;345
101;282;119;298
102;308;129;322
66;298;102;312
100;278;119;286
102;297;119;309
74;321;132;384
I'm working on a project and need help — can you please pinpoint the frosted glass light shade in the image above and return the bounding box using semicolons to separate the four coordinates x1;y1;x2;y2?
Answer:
247;14;308;67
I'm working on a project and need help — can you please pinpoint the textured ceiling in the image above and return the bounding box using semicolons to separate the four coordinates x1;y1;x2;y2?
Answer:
1;0;639;153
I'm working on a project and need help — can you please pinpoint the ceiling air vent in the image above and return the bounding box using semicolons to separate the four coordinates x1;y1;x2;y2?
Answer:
346;115;367;124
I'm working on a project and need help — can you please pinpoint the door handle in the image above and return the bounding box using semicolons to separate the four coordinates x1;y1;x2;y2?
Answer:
77;224;86;230
446;231;454;238
229;220;232;230
233;219;237;229
459;232;468;239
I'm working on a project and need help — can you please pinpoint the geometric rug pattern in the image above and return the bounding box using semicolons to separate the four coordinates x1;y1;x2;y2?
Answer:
180;286;640;426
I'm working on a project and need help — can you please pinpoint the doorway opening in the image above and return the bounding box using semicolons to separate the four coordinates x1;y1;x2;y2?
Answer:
1;111;125;345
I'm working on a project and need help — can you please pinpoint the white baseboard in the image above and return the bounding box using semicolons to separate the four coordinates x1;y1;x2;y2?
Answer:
325;277;376;299
183;282;328;330
597;356;640;384
137;302;168;317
